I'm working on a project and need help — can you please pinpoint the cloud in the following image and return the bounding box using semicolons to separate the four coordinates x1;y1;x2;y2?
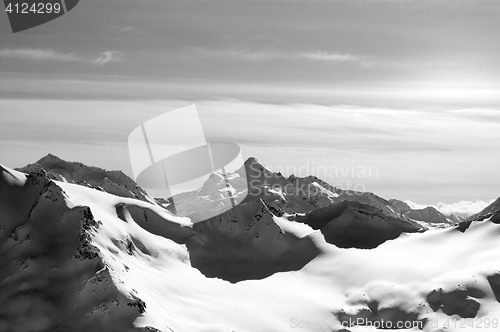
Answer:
0;48;80;62
191;48;361;63
187;48;454;68
404;199;495;217
296;51;361;62
1;97;499;203
197;48;279;61
92;51;125;65
361;59;456;68
0;48;125;66
118;26;133;33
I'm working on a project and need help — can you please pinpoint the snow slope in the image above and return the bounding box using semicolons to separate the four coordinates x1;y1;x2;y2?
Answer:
1;163;500;332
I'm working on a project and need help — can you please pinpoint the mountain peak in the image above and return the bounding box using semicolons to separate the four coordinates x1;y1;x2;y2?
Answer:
244;157;264;167
36;153;64;164
235;157;273;177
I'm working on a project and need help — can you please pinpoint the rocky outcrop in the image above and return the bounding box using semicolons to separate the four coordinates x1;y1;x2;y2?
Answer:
426;287;484;318
487;273;500;303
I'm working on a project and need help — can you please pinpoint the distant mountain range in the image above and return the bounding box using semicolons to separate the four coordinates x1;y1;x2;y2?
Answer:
16;154;495;231
19;154;486;230
16;154;500;255
1;154;499;332
162;156;468;228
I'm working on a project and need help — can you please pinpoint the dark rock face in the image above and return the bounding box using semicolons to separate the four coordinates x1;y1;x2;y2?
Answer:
290;200;422;249
455;220;474;233
426;287;484;318
487;273;500;303
0;166;147;332
73;207;102;260
491;211;500;224
185;200;321;283
118;203;195;245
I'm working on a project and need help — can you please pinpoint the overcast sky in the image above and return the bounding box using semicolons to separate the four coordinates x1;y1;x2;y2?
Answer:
1;0;499;205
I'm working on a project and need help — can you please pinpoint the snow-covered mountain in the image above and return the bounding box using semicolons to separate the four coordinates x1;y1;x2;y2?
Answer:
1;157;500;332
17;154;157;205
468;197;500;222
389;199;463;227
172;157;407;218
